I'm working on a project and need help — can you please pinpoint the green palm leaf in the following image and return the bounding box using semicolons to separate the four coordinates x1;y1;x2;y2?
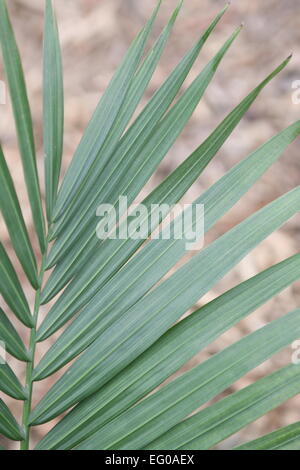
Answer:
0;243;34;327
38;106;299;343
43;0;64;221
73;311;300;449
43;24;242;299
0;399;25;441
146;364;300;450
0;0;299;451
30;185;300;424
235;422;300;450
36;253;300;449
0;147;38;289
0;309;30;362
0;0;46;253
48;5;227;254
34;122;300;379
0;362;28;401
52;0;162;219
48;0;193;241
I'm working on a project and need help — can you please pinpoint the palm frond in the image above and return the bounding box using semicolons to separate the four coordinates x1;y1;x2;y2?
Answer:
0;399;25;441
0;0;299;451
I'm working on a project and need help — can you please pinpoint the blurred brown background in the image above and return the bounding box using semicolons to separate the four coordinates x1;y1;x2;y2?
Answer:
0;0;300;450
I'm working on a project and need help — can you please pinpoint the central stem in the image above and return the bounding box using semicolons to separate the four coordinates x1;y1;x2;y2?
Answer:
20;251;47;450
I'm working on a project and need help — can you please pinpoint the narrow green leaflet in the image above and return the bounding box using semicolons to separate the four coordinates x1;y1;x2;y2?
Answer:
45;24;241;295
235;422;300;450
0;147;38;289
0;0;45;252
34;121;300;376
0;243;34;328
0;399;25;441
30;185;300;424
36;253;300;450
49;4;227;244
53;1;161;219
46;0;181;223
146;364;300;450
0;0;299;453
43;0;64;221
74;310;300;450
0;308;29;362
50;0;191;242
0;362;28;401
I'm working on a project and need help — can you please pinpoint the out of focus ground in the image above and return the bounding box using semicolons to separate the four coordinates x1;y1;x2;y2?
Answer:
0;0;300;449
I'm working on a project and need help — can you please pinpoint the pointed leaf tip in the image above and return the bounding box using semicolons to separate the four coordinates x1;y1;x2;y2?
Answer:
170;0;184;22
220;2;231;14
